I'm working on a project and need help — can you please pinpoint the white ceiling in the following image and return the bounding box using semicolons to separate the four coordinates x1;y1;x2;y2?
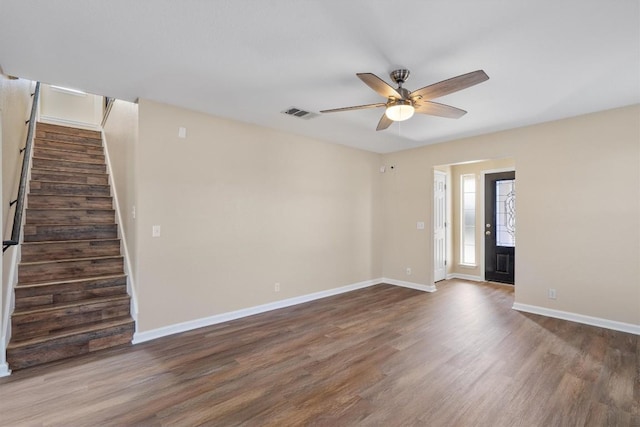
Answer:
1;1;638;153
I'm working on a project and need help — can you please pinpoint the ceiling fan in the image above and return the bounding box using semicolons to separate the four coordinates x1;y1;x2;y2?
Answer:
321;69;489;131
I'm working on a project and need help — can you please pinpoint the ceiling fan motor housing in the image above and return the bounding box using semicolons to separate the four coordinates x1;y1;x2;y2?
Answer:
390;69;410;86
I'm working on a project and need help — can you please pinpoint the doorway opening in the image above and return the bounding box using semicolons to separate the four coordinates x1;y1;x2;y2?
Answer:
433;159;515;285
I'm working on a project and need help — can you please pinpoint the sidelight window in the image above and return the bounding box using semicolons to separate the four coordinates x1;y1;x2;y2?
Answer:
461;174;476;265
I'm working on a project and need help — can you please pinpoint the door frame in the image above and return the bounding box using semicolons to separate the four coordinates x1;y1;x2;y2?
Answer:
480;167;516;283
433;170;447;282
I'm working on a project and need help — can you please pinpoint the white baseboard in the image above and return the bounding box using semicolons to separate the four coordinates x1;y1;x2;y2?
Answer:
133;278;383;344
0;362;10;377
39;116;100;131
512;302;640;336
381;278;437;293
446;273;483;282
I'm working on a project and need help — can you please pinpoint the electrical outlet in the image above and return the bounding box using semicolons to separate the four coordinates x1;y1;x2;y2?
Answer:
152;225;161;237
406;267;412;275
548;288;557;299
275;282;280;292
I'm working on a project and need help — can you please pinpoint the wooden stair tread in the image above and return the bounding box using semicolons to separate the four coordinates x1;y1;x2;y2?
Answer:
26;208;115;212
31;156;105;166
30;167;108;177
12;294;130;316
29;179;110;187
34;145;104;155
7;316;134;349
36;122;102;138
15;274;127;289
20;255;123;267
22;238;120;246
35;137;103;148
27;194;112;199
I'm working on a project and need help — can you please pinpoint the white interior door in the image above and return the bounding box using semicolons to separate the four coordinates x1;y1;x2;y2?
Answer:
434;171;447;282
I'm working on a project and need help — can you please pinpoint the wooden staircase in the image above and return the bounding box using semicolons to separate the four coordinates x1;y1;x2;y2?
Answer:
6;122;135;370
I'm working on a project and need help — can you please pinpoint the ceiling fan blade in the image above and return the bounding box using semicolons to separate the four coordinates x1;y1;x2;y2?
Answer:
414;101;467;119
320;103;386;113
357;73;403;99
376;113;394;131
410;70;489;101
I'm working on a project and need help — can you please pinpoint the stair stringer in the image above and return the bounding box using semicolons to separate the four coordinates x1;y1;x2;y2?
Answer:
101;130;139;328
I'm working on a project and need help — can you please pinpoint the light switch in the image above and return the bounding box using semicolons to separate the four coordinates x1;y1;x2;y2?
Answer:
178;127;187;138
417;221;425;230
152;225;161;237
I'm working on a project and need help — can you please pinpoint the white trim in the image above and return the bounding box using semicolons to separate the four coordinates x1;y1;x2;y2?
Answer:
50;85;87;96
512;302;640;336
101;131;139;324
0;246;19;371
433;170;447;283
38;115;101;131
446;273;483;282
0;362;10;377
382;278;437;293
133;278;382;344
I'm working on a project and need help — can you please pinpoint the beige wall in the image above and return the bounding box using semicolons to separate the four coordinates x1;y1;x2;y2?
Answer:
39;84;103;129
103;100;138;277
135;99;383;331
382;104;640;325
0;76;33;367
449;158;515;278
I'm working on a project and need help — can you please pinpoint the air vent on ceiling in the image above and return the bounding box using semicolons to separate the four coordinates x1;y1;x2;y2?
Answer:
281;107;319;120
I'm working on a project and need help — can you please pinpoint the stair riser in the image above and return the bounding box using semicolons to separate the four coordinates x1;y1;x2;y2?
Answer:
28;195;113;209
15;284;128;309
21;240;121;262
15;275;127;298
7;321;134;370
30;170;109;185
30;181;110;196
32;157;106;174
25;209;115;225
24;224;118;242
36;123;102;140
12;300;131;339
19;257;124;284
35;138;104;155
33;147;105;164
35;130;102;146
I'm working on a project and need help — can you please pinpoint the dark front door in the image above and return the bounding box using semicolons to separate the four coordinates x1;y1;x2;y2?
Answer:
485;171;516;284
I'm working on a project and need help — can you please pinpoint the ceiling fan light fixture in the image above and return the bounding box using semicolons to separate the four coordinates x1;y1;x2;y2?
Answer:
385;100;415;122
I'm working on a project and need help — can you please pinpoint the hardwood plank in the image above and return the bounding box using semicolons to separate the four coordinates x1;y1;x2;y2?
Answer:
21;239;121;262
23;223;118;242
32;157;106;173
27;194;113;209
36;122;102;140
0;280;638;426
35;138;105;155
30;169;109;185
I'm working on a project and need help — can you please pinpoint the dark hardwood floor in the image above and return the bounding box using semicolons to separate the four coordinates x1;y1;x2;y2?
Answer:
1;280;638;426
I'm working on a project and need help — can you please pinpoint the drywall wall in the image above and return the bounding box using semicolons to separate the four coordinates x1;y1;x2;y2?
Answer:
136;99;383;332
103;100;138;277
382;104;640;325
39;84;103;129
